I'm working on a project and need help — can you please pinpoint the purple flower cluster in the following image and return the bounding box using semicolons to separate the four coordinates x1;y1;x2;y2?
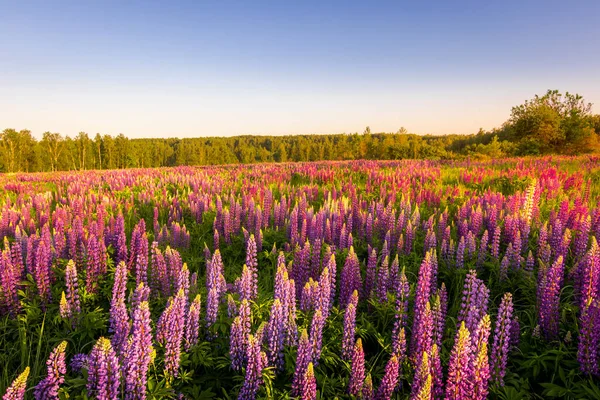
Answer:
491;293;514;385
157;289;186;377
87;337;121;400
124;301;153;400
538;256;564;340
292;329;312;398
238;334;267;400
230;299;251;371
340;247;362;308
34;341;67;400
375;354;399;400
184;294;202;351
342;290;359;360
348;338;365;396
458;270;489;336
3;367;29;400
266;298;286;370
109;261;130;357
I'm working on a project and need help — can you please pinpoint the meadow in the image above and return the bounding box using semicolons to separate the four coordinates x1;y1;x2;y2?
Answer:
0;157;599;399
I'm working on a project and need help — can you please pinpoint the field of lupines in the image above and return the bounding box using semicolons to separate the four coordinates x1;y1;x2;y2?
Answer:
1;157;600;399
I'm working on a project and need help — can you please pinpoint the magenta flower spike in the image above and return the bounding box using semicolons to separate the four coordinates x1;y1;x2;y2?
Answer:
292;329;312;398
348;338;365;396
491;293;514;385
342;290;359;360
375;354;400;400
445;321;474;399
3;367;30;400
124;301;153;400
34;341;67;400
87;337;121;400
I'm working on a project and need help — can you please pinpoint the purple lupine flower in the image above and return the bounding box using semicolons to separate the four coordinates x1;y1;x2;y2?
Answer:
445;321;474;399
87;337;121;400
300;279;318;312
310;239;322;279
207;249;227;298
206;287;220;329
59;291;71;321
456;236;465;269
129;273;149;306
310;308;326;364
510;316;520;350
273;262;288;301
266;298;286;371
410;348;431;399
576;238;599;308
34;237;52;304
363;374;374;400
392;267;410;354
348;338;365;396
3;367;29;400
70;353;88;373
109;261;130;357
525;250;534;275
430;342;444;398
285;278;298;346
466;231;477;260
342;290;359;360
473;315;491;400
477;230;489;268
300;363;317;400
340;247;362;308
245;234;258;300
113;214;128;266
458;270;489;336
292;329;312;397
405;220;415;254
365;246;378;299
431;291;446;348
375;354;400;400
491;292;514;385
394;327;407;366
292;241;311;297
538;256;564;340
184;294;202;351
157;289;186;377
326;253;337;306
230;316;246;371
491;225;501;259
238;265;255;302
135;234;149;287
578;296;600;376
230;299;251;371
124;301;153;400
0;249;20;315
318;266;332;318
34;341;67;400
574;215;591;260
411;251;435;356
388;255;399;293
376;255;390;303
175;263;190;299
413;300;434;367
85;234;107;294
150;242;168;297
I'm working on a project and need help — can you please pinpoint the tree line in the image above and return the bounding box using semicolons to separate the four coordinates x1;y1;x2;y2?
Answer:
2;90;600;172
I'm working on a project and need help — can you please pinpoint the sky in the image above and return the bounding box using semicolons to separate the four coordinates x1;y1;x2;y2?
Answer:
1;0;599;139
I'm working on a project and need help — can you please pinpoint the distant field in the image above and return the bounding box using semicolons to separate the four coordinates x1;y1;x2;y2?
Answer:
0;156;599;399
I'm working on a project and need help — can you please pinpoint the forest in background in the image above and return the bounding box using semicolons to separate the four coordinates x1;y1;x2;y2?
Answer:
2;90;600;172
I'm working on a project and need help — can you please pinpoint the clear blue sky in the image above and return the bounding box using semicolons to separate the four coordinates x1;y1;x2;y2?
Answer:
1;0;599;138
